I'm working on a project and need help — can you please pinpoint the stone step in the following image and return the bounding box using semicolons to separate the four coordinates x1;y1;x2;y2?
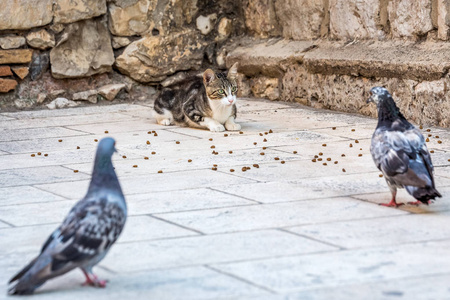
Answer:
226;39;450;127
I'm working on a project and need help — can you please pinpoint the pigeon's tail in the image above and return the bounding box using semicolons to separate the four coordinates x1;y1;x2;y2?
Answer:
8;256;48;295
405;185;442;204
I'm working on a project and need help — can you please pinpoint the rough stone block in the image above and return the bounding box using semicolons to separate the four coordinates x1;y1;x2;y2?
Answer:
11;67;29;80
72;90;98;103
0;78;18;93
0;66;13;77
112;37;131;49
50;18;114;79
0;49;33;64
0;35;26;50
243;0;281;38
115;29;206;83
329;0;385;40
275;0;328;40
388;0;433;38
108;0;150;36
26;30;55;50
98;84;126;101
250;76;280;100
53;0;107;24
0;0;53;30
437;0;450;40
216;17;233;41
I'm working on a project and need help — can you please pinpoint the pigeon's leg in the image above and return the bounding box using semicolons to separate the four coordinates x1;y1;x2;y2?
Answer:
379;189;403;207
81;267;107;288
407;200;428;206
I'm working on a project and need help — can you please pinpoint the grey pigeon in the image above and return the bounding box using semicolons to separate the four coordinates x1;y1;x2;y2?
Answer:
8;137;127;295
367;87;441;207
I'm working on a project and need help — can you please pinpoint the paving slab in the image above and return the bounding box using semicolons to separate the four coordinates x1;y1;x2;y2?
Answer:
0;99;449;299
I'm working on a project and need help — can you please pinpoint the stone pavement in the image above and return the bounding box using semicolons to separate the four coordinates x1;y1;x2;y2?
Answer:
0;99;449;300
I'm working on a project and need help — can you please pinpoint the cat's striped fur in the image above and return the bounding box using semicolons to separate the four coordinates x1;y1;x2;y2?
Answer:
153;63;240;132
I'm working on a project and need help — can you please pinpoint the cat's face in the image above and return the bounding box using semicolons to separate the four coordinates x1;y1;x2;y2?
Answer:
203;63;238;106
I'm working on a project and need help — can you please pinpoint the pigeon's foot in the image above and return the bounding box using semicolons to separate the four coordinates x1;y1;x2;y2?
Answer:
379;199;404;208
407;200;428;206
82;270;108;288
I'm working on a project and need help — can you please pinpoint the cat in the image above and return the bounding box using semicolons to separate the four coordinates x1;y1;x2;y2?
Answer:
153;63;241;132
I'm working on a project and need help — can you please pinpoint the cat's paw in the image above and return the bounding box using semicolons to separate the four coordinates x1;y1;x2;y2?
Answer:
225;123;241;131
158;119;172;126
209;124;226;132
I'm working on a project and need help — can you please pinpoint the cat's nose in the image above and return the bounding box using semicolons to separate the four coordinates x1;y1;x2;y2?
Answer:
228;99;233;104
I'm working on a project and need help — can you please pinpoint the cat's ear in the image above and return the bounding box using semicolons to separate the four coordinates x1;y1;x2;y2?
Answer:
203;69;215;86
227;62;238;80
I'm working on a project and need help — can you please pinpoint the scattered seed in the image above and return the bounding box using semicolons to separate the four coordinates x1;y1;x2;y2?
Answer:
269;129;273;133
241;167;247;172
351;129;355;132
260;152;265;155
253;164;260;168
435;135;440;138
263;138;267;142
379;174;383;177
44;154;48;157
147;131;151;134
158;170;163;173
334;161;338;164
94;139;98;142
213;164;218;167
133;165;138;168
175;141;180;144
428;134;432;137
322;144;327;147
58;139;62;142
144;157;149;160
360;148;363;150
355;140;359;143
312;159;317;162
358;154;363;157
319;152;323;156
349;143;353;148
239;131;244;134
426;138;430;142
264;132;268;135
342;168;346;172
230;169;235;172
281;161;285;164
151;151;156;155
419;125;423;129
214;152;218;155
73;169;80;174
293;151;297;154
105;130;109;134
224;134;228;137
314;155;319;158
37;152;41;155
146;141;150;145
318;158;323;161
31;154;35;157
211;145;215;149
122;155;127;159
274;157;280;161
209;138;213;141
259;133;263;136
154;133;158;136
77;146;80;149
229;151;233;154
426;129;431;132
262;147;267;150
438;140;442;144
341;154;346;157
152;131;156;133
326;158;331;161
188;159;192;162
253;142;257;145
430;150;435;153
323;163;327;166
448;159;450;162
212;167;217;171
332;127;336;130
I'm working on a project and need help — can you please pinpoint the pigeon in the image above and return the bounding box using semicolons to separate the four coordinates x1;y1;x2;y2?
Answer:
367;87;441;207
8;137;127;295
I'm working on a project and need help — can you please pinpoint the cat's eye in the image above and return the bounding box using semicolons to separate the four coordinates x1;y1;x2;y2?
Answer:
218;89;225;94
231;86;237;93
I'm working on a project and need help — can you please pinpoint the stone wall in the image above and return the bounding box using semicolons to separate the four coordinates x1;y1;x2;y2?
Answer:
0;0;449;127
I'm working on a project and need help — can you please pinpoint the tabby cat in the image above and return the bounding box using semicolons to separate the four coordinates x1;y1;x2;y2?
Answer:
153;63;241;132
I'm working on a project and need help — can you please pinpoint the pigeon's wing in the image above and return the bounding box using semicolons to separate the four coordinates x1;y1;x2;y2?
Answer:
371;127;429;187
47;197;126;272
